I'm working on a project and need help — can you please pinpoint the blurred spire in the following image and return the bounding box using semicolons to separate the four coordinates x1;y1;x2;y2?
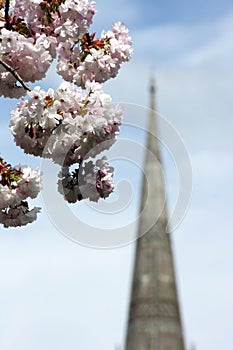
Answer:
125;76;185;350
149;75;156;111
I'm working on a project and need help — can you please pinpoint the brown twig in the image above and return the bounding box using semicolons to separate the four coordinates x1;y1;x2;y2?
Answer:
4;0;13;30
0;58;32;91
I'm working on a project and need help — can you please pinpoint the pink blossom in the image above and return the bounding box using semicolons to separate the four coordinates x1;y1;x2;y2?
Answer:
0;157;41;227
58;156;114;203
10;82;123;165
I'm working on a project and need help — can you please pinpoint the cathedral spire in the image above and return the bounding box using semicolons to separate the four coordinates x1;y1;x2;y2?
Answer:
125;78;185;350
147;77;160;162
150;77;156;109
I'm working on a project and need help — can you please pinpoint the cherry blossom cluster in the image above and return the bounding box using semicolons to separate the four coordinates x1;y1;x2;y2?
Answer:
0;157;41;227
0;0;133;227
57;22;133;87
10;81;122;165
0;0;133;97
58;156;114;203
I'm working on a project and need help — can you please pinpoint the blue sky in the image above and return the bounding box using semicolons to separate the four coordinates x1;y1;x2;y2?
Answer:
0;0;233;350
94;0;233;27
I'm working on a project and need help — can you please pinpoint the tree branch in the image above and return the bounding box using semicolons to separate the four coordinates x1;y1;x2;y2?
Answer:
0;58;32;91
4;0;13;30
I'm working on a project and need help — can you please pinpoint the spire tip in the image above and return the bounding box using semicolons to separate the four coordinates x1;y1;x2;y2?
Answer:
149;76;156;95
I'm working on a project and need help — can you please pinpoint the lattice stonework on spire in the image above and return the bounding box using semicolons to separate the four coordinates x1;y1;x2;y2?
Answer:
125;80;185;350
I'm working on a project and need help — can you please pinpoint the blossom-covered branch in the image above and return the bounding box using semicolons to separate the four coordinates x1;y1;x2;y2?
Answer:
0;157;41;227
58;157;115;203
0;57;31;92
0;0;133;228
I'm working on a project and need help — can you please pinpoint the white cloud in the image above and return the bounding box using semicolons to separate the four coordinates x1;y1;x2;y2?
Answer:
181;13;233;67
131;11;233;68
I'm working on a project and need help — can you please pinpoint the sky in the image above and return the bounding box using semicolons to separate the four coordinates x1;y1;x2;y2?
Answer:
0;0;233;349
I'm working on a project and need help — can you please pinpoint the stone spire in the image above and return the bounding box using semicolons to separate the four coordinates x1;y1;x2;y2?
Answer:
125;79;185;350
